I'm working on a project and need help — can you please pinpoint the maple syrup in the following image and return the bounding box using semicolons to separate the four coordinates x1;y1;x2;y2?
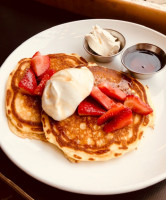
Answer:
123;50;162;74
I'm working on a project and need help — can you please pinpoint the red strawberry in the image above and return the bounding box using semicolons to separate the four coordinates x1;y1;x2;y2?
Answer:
31;52;50;76
103;107;133;133
37;69;56;82
78;97;106;116
124;95;153;115
90;86;115;110
34;69;56;96
97;103;125;125
32;51;41;58
98;82;127;101
18;68;37;94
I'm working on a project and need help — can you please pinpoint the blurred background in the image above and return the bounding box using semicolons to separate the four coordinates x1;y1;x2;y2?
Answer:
1;0;166;67
0;0;86;66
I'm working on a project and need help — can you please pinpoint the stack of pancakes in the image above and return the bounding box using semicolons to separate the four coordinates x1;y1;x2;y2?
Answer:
6;53;154;162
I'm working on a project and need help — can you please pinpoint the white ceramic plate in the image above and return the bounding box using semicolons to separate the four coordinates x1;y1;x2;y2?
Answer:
0;19;166;195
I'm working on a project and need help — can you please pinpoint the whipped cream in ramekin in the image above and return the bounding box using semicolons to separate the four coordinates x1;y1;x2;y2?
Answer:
85;25;120;56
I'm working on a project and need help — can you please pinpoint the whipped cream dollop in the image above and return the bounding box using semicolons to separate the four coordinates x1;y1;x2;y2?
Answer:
85;25;120;56
42;67;94;121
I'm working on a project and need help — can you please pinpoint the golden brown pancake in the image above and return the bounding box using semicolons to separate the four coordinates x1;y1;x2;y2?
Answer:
6;53;87;141
42;64;154;162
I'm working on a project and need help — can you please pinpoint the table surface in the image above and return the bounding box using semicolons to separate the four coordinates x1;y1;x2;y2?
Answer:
1;0;166;199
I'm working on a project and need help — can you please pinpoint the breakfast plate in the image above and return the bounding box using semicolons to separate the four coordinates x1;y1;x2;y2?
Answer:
0;19;166;195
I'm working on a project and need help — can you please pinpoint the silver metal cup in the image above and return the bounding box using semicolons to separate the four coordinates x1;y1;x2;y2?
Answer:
83;29;126;63
121;43;166;79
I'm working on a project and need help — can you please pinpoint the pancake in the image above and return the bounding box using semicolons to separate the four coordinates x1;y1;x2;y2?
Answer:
42;64;154;162
6;53;87;141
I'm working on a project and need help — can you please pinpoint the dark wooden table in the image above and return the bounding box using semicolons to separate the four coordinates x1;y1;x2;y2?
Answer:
1;0;166;199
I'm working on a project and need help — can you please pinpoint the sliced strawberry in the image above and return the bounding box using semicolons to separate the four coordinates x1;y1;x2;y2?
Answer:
103;107;133;133
18;68;37;94
34;69;56;96
98;82;127;101
90;86;115;110
32;51;41;58
31;52;50;76
97;103;125;125
37;69;56;82
78;97;106;116
124;95;153;115
34;74;50;96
